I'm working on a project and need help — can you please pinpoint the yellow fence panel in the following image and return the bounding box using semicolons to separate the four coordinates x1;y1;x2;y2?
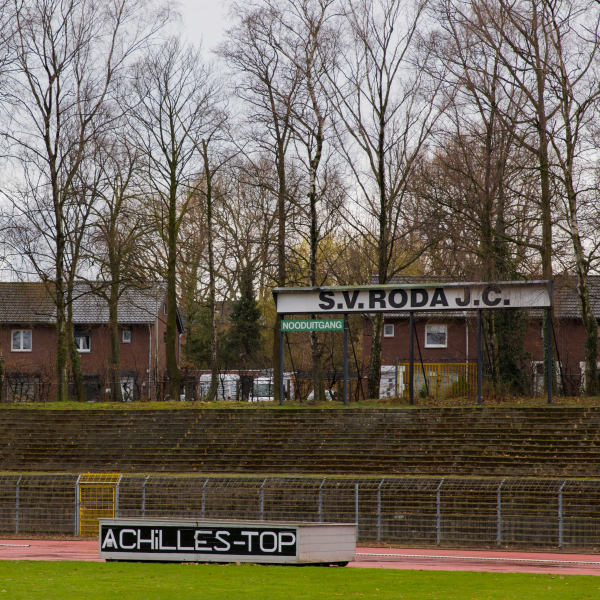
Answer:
78;474;121;537
382;363;477;398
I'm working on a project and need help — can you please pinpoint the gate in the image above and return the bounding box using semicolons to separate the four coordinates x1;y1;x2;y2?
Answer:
77;474;122;536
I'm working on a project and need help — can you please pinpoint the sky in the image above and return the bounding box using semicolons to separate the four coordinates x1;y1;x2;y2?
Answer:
176;0;228;53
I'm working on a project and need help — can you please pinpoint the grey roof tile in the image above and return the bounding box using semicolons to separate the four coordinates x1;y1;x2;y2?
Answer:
0;282;167;325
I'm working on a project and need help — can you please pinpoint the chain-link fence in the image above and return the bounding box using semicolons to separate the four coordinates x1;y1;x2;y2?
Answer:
1;475;600;550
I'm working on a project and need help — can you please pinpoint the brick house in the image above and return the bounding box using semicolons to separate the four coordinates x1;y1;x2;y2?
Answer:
363;275;600;396
0;282;184;401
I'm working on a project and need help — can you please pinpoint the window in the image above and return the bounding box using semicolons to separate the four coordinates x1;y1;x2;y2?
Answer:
164;331;167;344
383;324;394;337
122;329;132;343
8;377;39;401
425;324;447;348
74;329;91;353
11;330;32;352
163;303;167;315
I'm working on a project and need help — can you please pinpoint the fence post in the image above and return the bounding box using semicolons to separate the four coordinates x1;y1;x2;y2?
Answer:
260;478;267;522
497;479;505;547
202;478;209;520
114;475;123;518
74;474;82;536
15;475;22;534
355;483;359;540
558;480;566;549
318;478;326;523
377;478;385;542
141;476;150;518
436;479;444;546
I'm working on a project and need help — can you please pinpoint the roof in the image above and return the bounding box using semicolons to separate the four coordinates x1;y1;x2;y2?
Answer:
0;282;182;327
369;274;600;320
553;277;600;319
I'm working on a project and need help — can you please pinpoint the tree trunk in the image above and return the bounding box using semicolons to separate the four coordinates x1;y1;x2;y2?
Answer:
0;353;4;403
273;141;287;403
310;331;324;402
307;79;325;401
568;189;597;396
166;174;181;401
66;285;84;402
367;103;388;402
108;276;124;402
53;177;69;402
367;314;384;401
203;140;219;402
55;294;69;402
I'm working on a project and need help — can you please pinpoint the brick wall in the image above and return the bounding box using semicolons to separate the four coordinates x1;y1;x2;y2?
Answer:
364;315;589;385
0;309;182;400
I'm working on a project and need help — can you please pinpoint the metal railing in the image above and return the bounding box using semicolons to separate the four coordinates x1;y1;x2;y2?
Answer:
381;363;477;398
1;475;600;549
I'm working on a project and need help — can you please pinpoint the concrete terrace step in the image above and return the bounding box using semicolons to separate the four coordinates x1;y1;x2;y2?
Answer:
1;407;600;476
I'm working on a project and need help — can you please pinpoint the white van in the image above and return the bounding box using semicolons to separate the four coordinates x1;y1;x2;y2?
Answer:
380;365;405;398
198;374;240;401
249;374;295;402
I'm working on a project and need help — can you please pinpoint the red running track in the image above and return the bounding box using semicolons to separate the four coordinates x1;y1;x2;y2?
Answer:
1;540;600;576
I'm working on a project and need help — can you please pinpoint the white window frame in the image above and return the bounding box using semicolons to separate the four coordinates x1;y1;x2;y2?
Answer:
425;324;448;348
122;329;132;344
383;324;395;338
11;329;32;352
74;331;91;353
163;303;167;315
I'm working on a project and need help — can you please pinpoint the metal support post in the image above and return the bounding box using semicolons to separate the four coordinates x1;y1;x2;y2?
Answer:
202;478;209;520
114;475;123;518
260;478;267;522
395;357;399;397
377;478;385;542
477;310;483;405
141;475;150;518
558;480;566;548
409;312;414;406
279;315;285;406
15;475;22;534
355;483;359;540
497;479;505;547
74;474;81;536
343;314;349;405
547;307;553;405
318;478;326;522
436;479;444;545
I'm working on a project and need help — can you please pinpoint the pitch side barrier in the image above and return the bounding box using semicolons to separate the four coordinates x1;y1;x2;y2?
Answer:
99;518;356;565
273;281;553;406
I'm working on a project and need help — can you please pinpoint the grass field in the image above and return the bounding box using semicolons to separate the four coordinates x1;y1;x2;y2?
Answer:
0;561;598;599
1;396;600;410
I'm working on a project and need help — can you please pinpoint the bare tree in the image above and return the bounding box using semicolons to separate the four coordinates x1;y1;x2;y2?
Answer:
443;0;561;281
219;3;301;401
89;135;149;402
127;37;221;400
328;0;445;399
262;0;341;400
542;0;600;394
1;0;168;400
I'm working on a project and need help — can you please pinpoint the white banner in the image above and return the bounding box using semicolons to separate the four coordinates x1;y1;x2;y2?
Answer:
275;282;551;314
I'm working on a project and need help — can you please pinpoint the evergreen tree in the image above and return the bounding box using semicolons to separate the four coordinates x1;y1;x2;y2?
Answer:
183;304;214;369
222;269;263;368
490;232;532;395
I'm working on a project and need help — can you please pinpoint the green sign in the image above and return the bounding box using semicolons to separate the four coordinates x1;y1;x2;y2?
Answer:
281;319;344;332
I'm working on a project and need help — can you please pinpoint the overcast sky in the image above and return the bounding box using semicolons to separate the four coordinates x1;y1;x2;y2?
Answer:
176;0;228;52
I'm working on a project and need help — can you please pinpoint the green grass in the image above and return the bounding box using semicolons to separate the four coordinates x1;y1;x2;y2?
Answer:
2;396;600;410
0;561;598;599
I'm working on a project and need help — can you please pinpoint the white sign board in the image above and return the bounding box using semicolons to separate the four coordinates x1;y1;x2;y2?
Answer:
99;518;356;565
275;282;551;314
